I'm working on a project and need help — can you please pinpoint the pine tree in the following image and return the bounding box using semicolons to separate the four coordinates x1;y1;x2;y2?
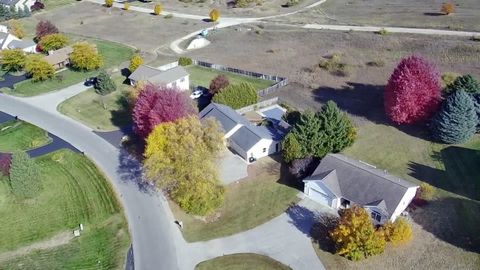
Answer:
291;110;325;158
317;101;356;153
445;74;480;95
473;94;480;132
431;90;478;144
94;70;116;96
282;133;303;163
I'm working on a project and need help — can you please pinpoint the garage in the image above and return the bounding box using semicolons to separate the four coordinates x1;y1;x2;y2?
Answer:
306;186;332;207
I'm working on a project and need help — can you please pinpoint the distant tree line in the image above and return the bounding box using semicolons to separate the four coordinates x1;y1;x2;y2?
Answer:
0;5;31;21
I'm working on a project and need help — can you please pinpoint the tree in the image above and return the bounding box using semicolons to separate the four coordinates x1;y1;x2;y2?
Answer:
212;82;258;109
473;94;480;132
330;205;386;261
70;42;103;71
144;116;225;215
36;20;59;40
39;33;69;52
129;54;144;73
133;84;197;138
105;0;113;7
9;20;25;39
383;217;413;245
9;151;42;198
30;1;45;12
0;49;26;71
445;74;480;95
209;9;220;22
154;4;163;15
384;55;442;124
317;101;356;153
289;156;317;179
178;57;192;66
124;2;130;10
288;110;324;158
282;133;303;163
24;54;55;81
209;74;229;95
94;70;116;95
431;90;477;144
441;2;455;15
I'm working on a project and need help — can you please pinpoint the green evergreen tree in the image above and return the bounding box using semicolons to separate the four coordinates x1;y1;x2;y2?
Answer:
9;151;42;198
317;101;356;153
445;74;480;95
473;94;480;132
212;82;258;109
282;133;303;163
23;5;31;17
94;70;116;96
431;90;478;144
291;110;325;158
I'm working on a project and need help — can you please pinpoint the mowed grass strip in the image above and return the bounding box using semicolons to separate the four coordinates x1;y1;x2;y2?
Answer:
58;76;132;131
171;158;300;242
9;40;134;97
186;65;274;91
195;253;293;270
0;120;51;152
0;149;120;252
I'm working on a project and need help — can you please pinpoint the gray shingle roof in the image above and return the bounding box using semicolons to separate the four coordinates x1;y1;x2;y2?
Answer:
0;0;21;6
128;65;188;85
7;39;35;49
304;154;418;218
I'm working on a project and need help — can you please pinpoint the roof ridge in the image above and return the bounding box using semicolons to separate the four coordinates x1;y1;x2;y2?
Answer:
328;154;416;189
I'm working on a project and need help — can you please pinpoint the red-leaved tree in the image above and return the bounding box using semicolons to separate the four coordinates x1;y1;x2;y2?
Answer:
0;153;12;176
133;84;197;138
209;75;230;95
384;55;442;124
36;20;59;40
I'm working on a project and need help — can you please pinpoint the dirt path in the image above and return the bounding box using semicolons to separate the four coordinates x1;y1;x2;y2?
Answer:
0;231;74;263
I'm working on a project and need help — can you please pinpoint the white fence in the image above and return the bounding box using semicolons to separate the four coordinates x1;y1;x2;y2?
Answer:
236;97;279;114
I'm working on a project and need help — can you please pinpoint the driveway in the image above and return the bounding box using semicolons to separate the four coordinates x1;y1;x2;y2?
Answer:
218;149;248;185
0;73;28;89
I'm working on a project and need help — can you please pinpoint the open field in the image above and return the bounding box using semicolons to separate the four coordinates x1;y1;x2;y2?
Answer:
58;76;132;131
272;0;480;32
186;65;274;90
195;253;293;270
188;26;480;267
0;120;51;152
0;149;129;268
3;39;134;97
170;156;300;242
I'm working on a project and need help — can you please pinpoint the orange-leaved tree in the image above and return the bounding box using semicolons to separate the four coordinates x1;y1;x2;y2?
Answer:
441;3;455;15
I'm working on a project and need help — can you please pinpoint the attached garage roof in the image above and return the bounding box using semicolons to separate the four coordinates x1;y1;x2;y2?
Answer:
304;154;418;218
128;65;188;85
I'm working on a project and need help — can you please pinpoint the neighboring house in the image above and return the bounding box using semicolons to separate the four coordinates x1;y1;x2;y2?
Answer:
200;103;289;163
44;46;73;69
303;154;419;225
0;0;36;10
0;30;36;53
128;65;189;91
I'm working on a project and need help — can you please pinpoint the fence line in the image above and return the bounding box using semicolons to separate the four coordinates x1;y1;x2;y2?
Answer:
236;97;279;114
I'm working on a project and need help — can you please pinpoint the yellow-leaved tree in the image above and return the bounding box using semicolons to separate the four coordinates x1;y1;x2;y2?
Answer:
383;217;413;245
105;0;113;7
40;33;69;52
70;42;103;71
9;20;25;39
24;54;55;82
154;4;163;15
330;205;386;261
209;8;220;22
129;54;144;73
144;116;225;215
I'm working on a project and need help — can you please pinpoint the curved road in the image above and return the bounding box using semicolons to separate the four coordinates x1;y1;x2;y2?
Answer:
0;92;185;270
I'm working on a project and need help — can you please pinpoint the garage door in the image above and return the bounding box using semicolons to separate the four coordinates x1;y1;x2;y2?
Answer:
308;188;332;206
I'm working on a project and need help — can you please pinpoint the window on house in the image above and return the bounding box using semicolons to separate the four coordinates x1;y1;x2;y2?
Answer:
371;211;382;222
180;78;185;82
263;148;266;153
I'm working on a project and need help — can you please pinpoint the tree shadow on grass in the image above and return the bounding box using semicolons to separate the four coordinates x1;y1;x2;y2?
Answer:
408;146;480;201
411;196;480;253
286;204;317;236
110;90;133;130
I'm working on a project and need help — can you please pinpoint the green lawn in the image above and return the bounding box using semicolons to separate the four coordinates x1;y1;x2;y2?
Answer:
186;65;274;91
195;253;292;270
0;149;129;268
58;76;132;131
6;40;134;97
0;120;51;152
171;157;300;242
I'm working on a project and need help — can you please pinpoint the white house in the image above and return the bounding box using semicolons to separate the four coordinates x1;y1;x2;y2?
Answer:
303;154;419;225
0;27;36;53
128;65;189;91
200;103;289;163
0;0;36;10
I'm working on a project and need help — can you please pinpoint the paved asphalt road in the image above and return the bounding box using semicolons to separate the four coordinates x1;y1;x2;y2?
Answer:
0;93;184;270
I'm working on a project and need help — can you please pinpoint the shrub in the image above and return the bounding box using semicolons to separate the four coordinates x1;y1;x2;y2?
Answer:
9;151;42;198
0;153;12;176
172;177;225;215
9;20;25;39
417;182;436;201
212;82;259;109
284;0;300;7
24;54;55;81
209;8;220;22
330;206;386;261
384;55;442;124
30;0;45;12
441;72;461;89
164;14;173;19
441;2;455;15
0;49;26;72
445;74;480;95
366;59;385;67
133;84;197;138
383;217;413;245
129;54;144;72
94;70;116;96
39;33;69;52
377;28;389;35
105;0;113;7
282;133;303;163
431;90;477;144
70;42;103;71
178;57;192;66
209;74;229;95
123;2;130;10
154;4;163;15
318;54;348;76
36;20;58;39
